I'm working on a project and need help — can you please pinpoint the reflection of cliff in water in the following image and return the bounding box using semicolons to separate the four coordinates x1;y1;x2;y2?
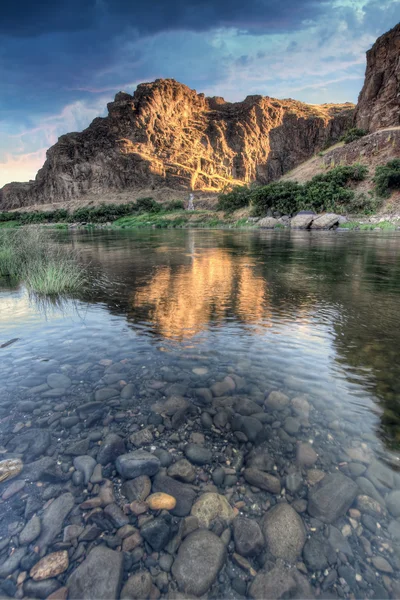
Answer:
72;229;400;449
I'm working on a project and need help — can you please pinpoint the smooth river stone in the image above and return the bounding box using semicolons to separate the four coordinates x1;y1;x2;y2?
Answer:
67;546;124;600
172;530;226;596
37;492;75;550
30;551;69;580
308;472;358;523
47;373;72;389
262;503;306;561
116;451;160;479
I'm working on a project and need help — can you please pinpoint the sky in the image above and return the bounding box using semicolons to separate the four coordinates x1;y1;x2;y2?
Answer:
0;0;399;187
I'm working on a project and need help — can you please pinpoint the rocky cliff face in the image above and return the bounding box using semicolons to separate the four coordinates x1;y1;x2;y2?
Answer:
0;79;353;210
355;23;400;132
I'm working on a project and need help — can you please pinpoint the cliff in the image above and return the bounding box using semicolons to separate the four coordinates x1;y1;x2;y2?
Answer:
0;80;353;210
355;23;400;131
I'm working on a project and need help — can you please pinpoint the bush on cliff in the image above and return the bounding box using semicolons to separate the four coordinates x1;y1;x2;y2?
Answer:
340;128;368;144
374;159;400;197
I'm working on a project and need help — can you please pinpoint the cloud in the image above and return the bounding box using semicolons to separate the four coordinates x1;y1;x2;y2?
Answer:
0;149;47;187
2;0;333;38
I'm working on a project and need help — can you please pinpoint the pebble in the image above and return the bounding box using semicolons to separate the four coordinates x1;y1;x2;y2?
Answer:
30;551;69;581
0;457;23;482
147;492;177;510
191;493;235;528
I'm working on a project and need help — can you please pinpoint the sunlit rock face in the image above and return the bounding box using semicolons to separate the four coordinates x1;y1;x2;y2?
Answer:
355;23;400;132
0;79;353;210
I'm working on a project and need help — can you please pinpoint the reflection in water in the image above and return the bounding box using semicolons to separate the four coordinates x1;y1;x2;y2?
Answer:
133;249;270;339
2;228;400;454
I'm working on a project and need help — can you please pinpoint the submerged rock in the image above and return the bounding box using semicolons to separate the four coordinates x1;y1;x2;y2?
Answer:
67;546;123;600
191;492;235;528
37;492;75;550
30;551;69;581
0;457;23;482
233;517;264;557
172;529;226;596
308;472;358;523
116;450;160;479
262;503;306;562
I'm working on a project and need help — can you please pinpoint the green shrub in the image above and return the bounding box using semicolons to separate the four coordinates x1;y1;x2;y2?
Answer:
340;128;368;144
249;165;368;216
217;185;252;212
134;197;161;213
165;200;185;211
374;159;400;197
250;181;302;216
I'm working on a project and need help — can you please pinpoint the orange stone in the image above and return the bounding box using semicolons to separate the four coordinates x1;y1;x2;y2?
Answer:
147;492;177;511
30;551;69;581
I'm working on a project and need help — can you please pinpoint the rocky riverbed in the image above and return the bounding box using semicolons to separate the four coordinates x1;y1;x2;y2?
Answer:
0;352;400;600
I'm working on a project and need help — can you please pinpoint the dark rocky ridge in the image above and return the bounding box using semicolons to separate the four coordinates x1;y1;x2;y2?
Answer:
0;80;353;210
355;22;400;132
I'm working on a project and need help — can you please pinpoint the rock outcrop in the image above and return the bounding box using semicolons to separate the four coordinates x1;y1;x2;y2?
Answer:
0;79;353;210
355;23;400;132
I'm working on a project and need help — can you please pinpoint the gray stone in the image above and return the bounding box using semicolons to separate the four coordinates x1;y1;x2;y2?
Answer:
73;455;96;484
97;433;126;466
311;213;340;230
372;556;393;573
121;570;152;599
65;438;90;455
191;493;235;528
258;217;279;229
37;492;75;550
233;517;264;557
24;579;60;598
172;530;226;596
386;490;400;517
356;477;385;505
244;467;281;494
19;514;41;545
8;428;51;460
95;387;119;401
67;545;123;600
265;391;289;411
365;459;394;490
249;562;314;599
308;472;358;523
121;475;151;502
296;442;318;467
388;520;400;542
327;526;353;557
116;450;160;479
284;416;301;435
232;415;263;442
168;458;196;483
303;536;330;571
47;373;71;389
184;444;212;465
152;473;196;517
104;503;130;527
121;383;135;399
140;517;172;551
262;503;306;562
0;547;26;577
290;213;315;229
286;472;303;494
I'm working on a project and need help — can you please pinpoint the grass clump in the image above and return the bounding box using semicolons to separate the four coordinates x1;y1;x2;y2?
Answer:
374;159;400;197
0;228;85;296
218;164;369;217
340;128;368;144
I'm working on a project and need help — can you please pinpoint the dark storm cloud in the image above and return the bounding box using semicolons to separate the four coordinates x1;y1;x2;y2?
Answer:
2;0;332;38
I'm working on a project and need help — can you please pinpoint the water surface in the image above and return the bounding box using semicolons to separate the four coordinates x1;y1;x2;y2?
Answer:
1;229;400;598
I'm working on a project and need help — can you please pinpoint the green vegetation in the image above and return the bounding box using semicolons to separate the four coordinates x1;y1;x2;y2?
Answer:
374;159;400;197
340;128;368;144
0;228;85;296
218;165;369;216
0;198;186;226
339;221;397;231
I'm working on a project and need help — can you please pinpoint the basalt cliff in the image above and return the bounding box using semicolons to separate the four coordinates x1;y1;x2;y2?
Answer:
0;82;353;210
1;23;399;211
355;23;400;132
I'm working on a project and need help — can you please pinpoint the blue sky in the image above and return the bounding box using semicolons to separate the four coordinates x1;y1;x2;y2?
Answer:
0;0;399;187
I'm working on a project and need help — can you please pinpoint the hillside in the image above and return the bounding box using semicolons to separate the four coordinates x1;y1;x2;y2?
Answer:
0;81;353;210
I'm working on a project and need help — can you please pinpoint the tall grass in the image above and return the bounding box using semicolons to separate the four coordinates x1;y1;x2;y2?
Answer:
0;227;85;296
